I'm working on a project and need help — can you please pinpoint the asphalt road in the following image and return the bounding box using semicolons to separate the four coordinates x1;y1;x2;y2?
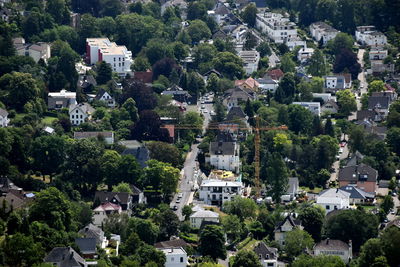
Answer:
170;94;214;220
348;48;368;120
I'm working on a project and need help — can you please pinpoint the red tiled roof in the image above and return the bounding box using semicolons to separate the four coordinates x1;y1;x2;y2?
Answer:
267;69;284;80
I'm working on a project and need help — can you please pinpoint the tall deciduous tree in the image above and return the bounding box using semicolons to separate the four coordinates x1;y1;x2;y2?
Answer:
266;153;289;202
333;48;361;79
298;205;325;241
336;89;357;116
96;61;112;84
280;53;296;73
187;20;211;43
232;250;262;267
199;225;226;260
212;52;244;79
242;3;257;27
285;229;314;260
307;49;327;76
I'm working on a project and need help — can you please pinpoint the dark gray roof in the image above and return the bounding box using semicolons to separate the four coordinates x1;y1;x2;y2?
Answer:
48;97;72;109
226;106;246;121
0;108;8;117
120;141;150;168
339;185;375;199
346;151;364;167
210;141;236;155
275;215;301;232
368;96;390;110
214;3;230;15
75;238;96;255
251;0;268;8
78;224;104;245
253;242;278;260
44;247;86;267
94;88;112;101
314;239;350;251
212;30;228;40
356;110;382;122
154;238;188;249
94;191;130;205
0;177;19;192
74;131;113;139
130;184;143;195
338;164;378;183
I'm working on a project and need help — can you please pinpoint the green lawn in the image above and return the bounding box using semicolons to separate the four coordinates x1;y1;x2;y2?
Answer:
237;237;258;251
300;186;323;194
41;116;57;125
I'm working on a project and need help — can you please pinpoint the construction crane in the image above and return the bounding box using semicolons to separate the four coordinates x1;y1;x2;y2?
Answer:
166;118;288;197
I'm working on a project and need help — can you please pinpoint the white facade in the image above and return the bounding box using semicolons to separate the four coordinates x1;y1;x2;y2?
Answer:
292;102;321;116
369;48;388;60
86;38;132;75
69;103;95;126
316;189;350;214
159;247;188;267
309;22;339;45
0;108;9;127
190;210;220;228
14;38;51;63
208;142;240;173
356;26;387;47
199;179;243;206
239;50;260;75
314;239;352;264
97;91;115;108
312;93;335;103
93;203;122;226
297;47;314;62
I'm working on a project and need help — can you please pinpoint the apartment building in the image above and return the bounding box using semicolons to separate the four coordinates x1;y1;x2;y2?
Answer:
86;38;133;75
199;179;243;206
309;22;339;45
239;50;260;75
292;102;321;116
13;38;51;63
355;26;387;47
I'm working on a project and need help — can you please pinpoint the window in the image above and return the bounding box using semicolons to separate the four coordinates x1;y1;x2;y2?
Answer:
171;257;174;262
180;257;183;262
76;110;78;113
80;115;83;119
114;58;116;61
267;263;274;267
326;205;330;210
72;115;74;119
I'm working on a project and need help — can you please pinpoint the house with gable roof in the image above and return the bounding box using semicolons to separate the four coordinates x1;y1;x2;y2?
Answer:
69;103;95;125
94;191;133;212
274;214;302;246
316;188;350;214
48;90;77;110
44;247;87;267
189;209;220;228
339;185;374;204
94;89;115;108
223;86;257;110
93;202;122;226
253;242;279;267
338;163;378;193
78;223;108;249
313;239;352;264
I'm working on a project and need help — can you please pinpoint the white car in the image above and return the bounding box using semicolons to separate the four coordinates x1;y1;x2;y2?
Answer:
339;148;344;154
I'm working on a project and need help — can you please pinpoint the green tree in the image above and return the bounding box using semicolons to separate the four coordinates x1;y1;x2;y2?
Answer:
96;61;112;84
112;182;133;193
136;244;166;267
132;56;151;71
242;3;257;27
307;49;327;76
46;0;70;24
222;196;257;220
381;195;394;214
387;127;400;154
292;255;345;267
29;187;73;231
122;98;139;122
380;227;400;266
3;233;45;267
182;205;193;220
324;118;335;137
221;214;242;241
285;229;314;260
100;0;123;17
147;142;182;168
298;205;325;241
358;238;385;267
142;160;180;198
280;53;296;73
232;250;262;267
122;232;142;255
287;104;313;134
266;153;289;202
368;80;385;94
212;52;244;79
256;42;271;57
156;209;180;240
101;150;121;190
118;154;142;185
336;89;357;116
187;20;211;43
327;33;354;55
199;225;226;260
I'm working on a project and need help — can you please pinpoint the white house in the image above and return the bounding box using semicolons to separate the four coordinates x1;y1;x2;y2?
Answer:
93;202;122;226
355;26;387;47
0;108;9;127
312;93;335;103
309;22;339;45
94;89;115;108
256;78;279;93
316;188;350;214
158;247;188;267
239;50;260;75
13;38;51;63
69;103;95;126
48;89;77;110
369;47;388;60
86;38;133;75
314;239;352;264
292;102;321;116
207;141;240;173
199;179;243;206
189;209;220;228
321;100;339;115
74;131;115;145
323;74;352;92
297;47;314;62
274;215;302;246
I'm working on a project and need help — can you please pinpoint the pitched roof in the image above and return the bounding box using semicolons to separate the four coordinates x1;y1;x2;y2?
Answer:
226;106;246;121
0;191;27;213
253;242;278;260
318;188;351;199
0;177;20;192
94;191;130;205
69;102;95;114
339;185;375;199
190;210;219;218
338;164;378;183
368;96;390;109
210;141;236;155
356;110;382;121
44;247;86;267
94;88;112;100
119;140;150;168
93;202;121;212
0;108;8;117
346;151;364;167
75;238;96;254
234;77;259;90
214;3;230;15
385;218;400;230
267;69;284;80
322;100;339;110
78;224;104;244
74;131;113;139
154;239;188;249
133;71;153;83
314;239;350;251
274;215;301;232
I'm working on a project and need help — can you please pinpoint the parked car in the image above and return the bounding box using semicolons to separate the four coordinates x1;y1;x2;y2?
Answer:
340;142;346;147
171;205;178;211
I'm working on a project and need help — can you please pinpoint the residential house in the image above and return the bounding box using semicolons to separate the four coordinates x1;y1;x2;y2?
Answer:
207;132;240;173
190;209;220;228
369;47;388;60
356;26;387;47
94;191;133;212
0;177;20;194
356;110;383;122
368;94;392;117
371;60;395;73
253;242;279;267
274;215;302;246
223;87;256;110
286;177;299;201
94;89;115;108
256;78;279;93
256;12;305;50
86;38;133;75
69;103;95;126
93;202;122;226
44;247;87;267
338;163;378;193
0;108;9;127
339;185;374;204
77;75;97;93
0;7;11;22
119;140;150;168
78;224;108;249
355;119;388;140
199;179;243;206
292;102;321;116
239;50;260;75
48;90;77;110
265;69;284;81
161;85;194;104
321;100;339;115
234;77;259;92
0;191;29;213
297;47;314;62
131;185;146;205
75;238;97;259
346;151;364;167
324;74;352;92
312;93;335;103
384;218;400;230
74;131;114;145
155;239;188;250
13;38;51;63
209;3;231;25
314;239;352;264
316;188;350;214
161;0;187;19
226;106;247;124
158;247;188;267
309;21;339;45
203;69;223;81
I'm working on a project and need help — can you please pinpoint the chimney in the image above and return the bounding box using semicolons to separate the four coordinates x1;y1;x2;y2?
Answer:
70;252;74;259
170;248;173;253
326;238;330;244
